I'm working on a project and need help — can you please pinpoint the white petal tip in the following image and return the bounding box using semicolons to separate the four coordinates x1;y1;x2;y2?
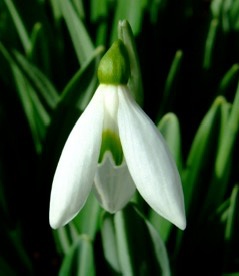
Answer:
166;203;186;230
160;200;187;231
175;217;186;230
49;221;59;230
49;198;84;230
49;210;66;229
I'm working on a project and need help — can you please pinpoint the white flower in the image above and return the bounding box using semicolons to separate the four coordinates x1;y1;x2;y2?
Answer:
49;40;186;230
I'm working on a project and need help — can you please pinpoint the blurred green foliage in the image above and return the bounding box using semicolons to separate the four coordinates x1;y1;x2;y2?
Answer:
0;0;238;275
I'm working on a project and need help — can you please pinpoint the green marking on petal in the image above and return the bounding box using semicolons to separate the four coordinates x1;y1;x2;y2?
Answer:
99;130;123;166
97;39;130;85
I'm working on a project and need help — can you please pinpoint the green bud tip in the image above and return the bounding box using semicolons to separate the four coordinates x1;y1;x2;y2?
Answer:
98;39;130;85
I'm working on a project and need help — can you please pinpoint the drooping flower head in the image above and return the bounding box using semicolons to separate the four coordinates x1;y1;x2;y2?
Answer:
49;39;186;230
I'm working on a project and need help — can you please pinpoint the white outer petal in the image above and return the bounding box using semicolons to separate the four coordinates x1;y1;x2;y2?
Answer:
101;84;119;133
117;86;186;230
49;87;104;229
93;152;136;213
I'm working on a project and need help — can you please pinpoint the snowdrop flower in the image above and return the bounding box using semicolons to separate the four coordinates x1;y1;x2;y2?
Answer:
49;40;186;230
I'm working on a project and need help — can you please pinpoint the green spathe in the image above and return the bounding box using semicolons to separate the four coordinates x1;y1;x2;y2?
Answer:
98;40;130;85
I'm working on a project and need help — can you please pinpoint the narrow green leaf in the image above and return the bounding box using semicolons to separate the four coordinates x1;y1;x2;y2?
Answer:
90;0;108;22
158;112;183;172
218;64;239;96
213;198;230;224
60;0;94;64
95;23;108;46
111;0;147;43
54;227;72;255
114;210;133;276
216;82;239;181
118;19;144;106
203;18;219;70
9;227;33;272
164;50;183;103
145;220;171;276
219;0;239;32
3;0;31;53
225;185;239;241
72;192;101;239
72;0;85;19
55;221;86;255
149;0;167;23
15;68;50;150
0;43;13;85
218;101;232;147
13;50;59;110
59;235;95;276
101;213;121;273
0;43;49;153
49;0;62;22
90;0;108;45
28;83;50;136
29;22;42;57
182;96;225;216
203;81;239;215
60;46;103;110
114;204;169;275
28;22;51;77
222;185;239;271
13;68;42;153
148;210;172;244
157;50;183;120
211;0;223;18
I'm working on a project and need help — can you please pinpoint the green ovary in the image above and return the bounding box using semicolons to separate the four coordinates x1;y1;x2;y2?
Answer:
97;39;130;85
99;130;123;166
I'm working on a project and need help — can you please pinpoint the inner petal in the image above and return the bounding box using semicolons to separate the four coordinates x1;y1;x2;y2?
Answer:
94;152;136;213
